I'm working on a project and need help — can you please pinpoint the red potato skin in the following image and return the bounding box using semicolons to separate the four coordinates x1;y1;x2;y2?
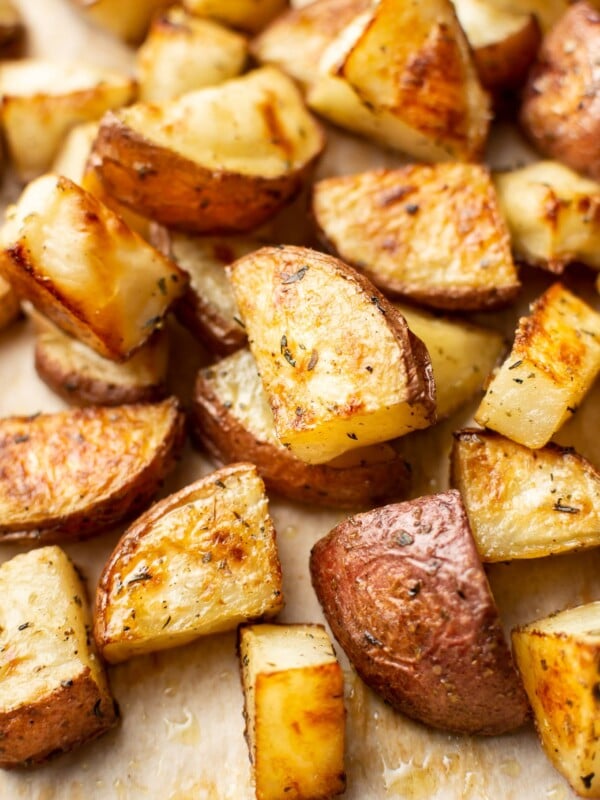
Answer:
310;490;530;735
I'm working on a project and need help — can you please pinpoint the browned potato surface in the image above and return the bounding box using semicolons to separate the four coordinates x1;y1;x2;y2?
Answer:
310;490;529;735
313;165;519;311
0;274;19;331
182;0;287;33
0;0;23;51
70;0;167;43
521;1;600;182
0;397;184;543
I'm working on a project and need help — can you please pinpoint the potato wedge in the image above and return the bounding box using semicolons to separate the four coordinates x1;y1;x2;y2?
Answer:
313;165;519;311
32;310;168;406
310;490;529;735
239;623;345;800
69;0;167;44
451;429;600;561
137;7;248;103
92;67;324;234
521;2;600;182
494;161;600;273
0;546;118;768
0;175;187;361
512;602;600;798
182;0;287;34
0;59;136;181
95;463;283;664
307;0;490;162
475;283;600;449
192;348;412;508
229;246;436;464
0;397;184;543
396;304;504;418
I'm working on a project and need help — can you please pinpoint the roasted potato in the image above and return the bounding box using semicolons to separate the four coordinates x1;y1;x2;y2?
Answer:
192;348;412;508
229;246;436;464
0;546;118;767
0;0;23;52
51;120;100;183
95;463;283;664
0;59;136;181
307;0;491;162
0;397;184;543
475;283;600;449
239;623;345;800
69;0;167;43
0;175;187;361
313;165;519;311
31;310;169;407
137;7;248;103
521;2;600;182
92;66;324;234
494;161;600;273
310;490;529;735
0;274;19;331
182;0;287;33
451;429;600;561
512;602;600;798
481;0;570;32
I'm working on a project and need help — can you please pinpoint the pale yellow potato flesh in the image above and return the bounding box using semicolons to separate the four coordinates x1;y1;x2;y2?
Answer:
239;623;345;800
475;283;600;449
70;0;167;43
95;463;284;664
229;246;436;464
182;0;287;33
51;120;100;183
482;0;583;32
512;602;600;798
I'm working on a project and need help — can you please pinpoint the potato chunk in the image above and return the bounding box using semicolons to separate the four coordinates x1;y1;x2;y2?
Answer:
182;0;286;33
192;348;412;508
229;246;436;464
307;0;490;161
239;623;345;800
0;59;135;181
512;602;600;798
92;67;324;234
0;397;184;543
95;463;283;664
0;275;19;331
51;121;100;183
0;0;23;51
475;283;600;448
69;0;167;43
451;429;600;561
313;165;519;311
0;175;187;361
494;161;600;273
0;546;117;767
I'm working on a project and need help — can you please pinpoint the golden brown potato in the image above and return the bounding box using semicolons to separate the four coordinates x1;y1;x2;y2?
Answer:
0;397;184;543
313;165;519;311
69;0;167;43
0;175;187;361
92;67;325;234
95;463;283;664
0;546;118;768
512;602;600;798
521;2;600;182
182;0;287;33
192;348;412;508
0;0;23;51
307;0;491;162
229;246;436;464
494;161;600;273
475;283;600;449
137;7;248;103
239;623;345;800
0;274;20;331
0;59;136;181
451;429;600;561
310;490;529;735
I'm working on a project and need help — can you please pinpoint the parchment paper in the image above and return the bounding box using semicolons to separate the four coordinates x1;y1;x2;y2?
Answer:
1;2;599;798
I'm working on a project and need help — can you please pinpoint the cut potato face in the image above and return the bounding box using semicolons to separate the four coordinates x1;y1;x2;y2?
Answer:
182;0;287;33
229;246;436;464
475;283;600;449
512;602;600;798
0;175;187;361
51;120;100;183
0;546;118;768
239;623;346;800
192;348;412;508
137;8;248;103
95;463;283;664
313;165;519;311
307;0;490;161
0;397;184;543
69;0;167;43
451;429;600;561
0;59;136;181
310;490;529;735
92;66;325;234
494;161;600;273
